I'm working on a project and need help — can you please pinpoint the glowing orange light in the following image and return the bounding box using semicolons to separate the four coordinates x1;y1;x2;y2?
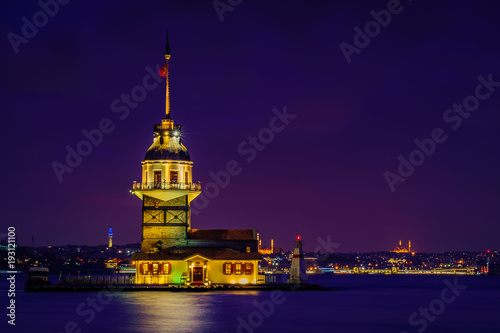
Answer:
297;235;300;240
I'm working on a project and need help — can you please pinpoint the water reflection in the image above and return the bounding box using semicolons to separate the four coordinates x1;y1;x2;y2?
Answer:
117;291;262;333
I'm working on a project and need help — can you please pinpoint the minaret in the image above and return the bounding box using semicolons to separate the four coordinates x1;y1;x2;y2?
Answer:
108;226;113;248
408;239;411;253
131;32;201;252
289;236;305;284
271;239;274;253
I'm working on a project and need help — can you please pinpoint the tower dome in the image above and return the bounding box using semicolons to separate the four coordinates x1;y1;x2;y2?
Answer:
144;120;190;161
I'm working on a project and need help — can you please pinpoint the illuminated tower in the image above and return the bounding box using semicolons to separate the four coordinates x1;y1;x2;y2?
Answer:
289;236;305;284
408;239;411;253
131;32;201;252
108;226;113;248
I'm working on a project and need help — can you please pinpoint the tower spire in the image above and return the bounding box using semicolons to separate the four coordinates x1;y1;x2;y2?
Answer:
164;30;171;117
165;30;170;56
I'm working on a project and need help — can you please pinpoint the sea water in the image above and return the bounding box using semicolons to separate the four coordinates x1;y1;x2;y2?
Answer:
1;274;499;333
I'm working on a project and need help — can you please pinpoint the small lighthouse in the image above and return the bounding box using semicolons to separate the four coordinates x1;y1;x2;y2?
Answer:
289;235;305;284
108;226;113;248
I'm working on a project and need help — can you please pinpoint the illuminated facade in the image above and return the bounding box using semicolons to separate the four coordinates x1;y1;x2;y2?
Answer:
108;226;113;248
257;232;274;254
130;34;262;285
392;239;411;253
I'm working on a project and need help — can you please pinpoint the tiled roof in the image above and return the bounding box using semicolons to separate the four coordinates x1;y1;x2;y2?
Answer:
188;229;255;240
132;246;262;261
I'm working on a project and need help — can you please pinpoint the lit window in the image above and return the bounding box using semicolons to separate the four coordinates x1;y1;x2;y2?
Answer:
235;262;242;275
163;263;171;275
154;171;162;189
223;263;232;275
245;263;253;275
152;263;159;275
246;247;251;253
170;171;178;183
142;263;149;275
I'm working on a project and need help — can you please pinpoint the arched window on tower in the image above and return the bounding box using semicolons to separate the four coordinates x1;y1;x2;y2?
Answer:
170;171;178;183
154;171;162;189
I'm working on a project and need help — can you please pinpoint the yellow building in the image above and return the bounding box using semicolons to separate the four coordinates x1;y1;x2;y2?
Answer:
130;33;262;285
133;247;261;285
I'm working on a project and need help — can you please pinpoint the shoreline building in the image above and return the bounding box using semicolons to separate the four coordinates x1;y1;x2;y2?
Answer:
130;34;262;285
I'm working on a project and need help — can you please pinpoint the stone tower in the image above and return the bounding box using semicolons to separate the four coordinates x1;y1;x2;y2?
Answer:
130;32;201;252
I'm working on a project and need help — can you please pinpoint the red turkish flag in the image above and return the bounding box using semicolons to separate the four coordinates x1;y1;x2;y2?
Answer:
159;64;167;77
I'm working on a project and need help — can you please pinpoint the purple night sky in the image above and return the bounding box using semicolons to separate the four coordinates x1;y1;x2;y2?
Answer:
2;0;500;252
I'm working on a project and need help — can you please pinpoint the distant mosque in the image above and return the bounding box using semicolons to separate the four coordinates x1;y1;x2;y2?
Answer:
257;233;274;255
392;239;412;253
130;34;262;285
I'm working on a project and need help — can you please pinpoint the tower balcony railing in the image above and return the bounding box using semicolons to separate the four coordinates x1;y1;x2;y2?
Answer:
132;181;201;191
